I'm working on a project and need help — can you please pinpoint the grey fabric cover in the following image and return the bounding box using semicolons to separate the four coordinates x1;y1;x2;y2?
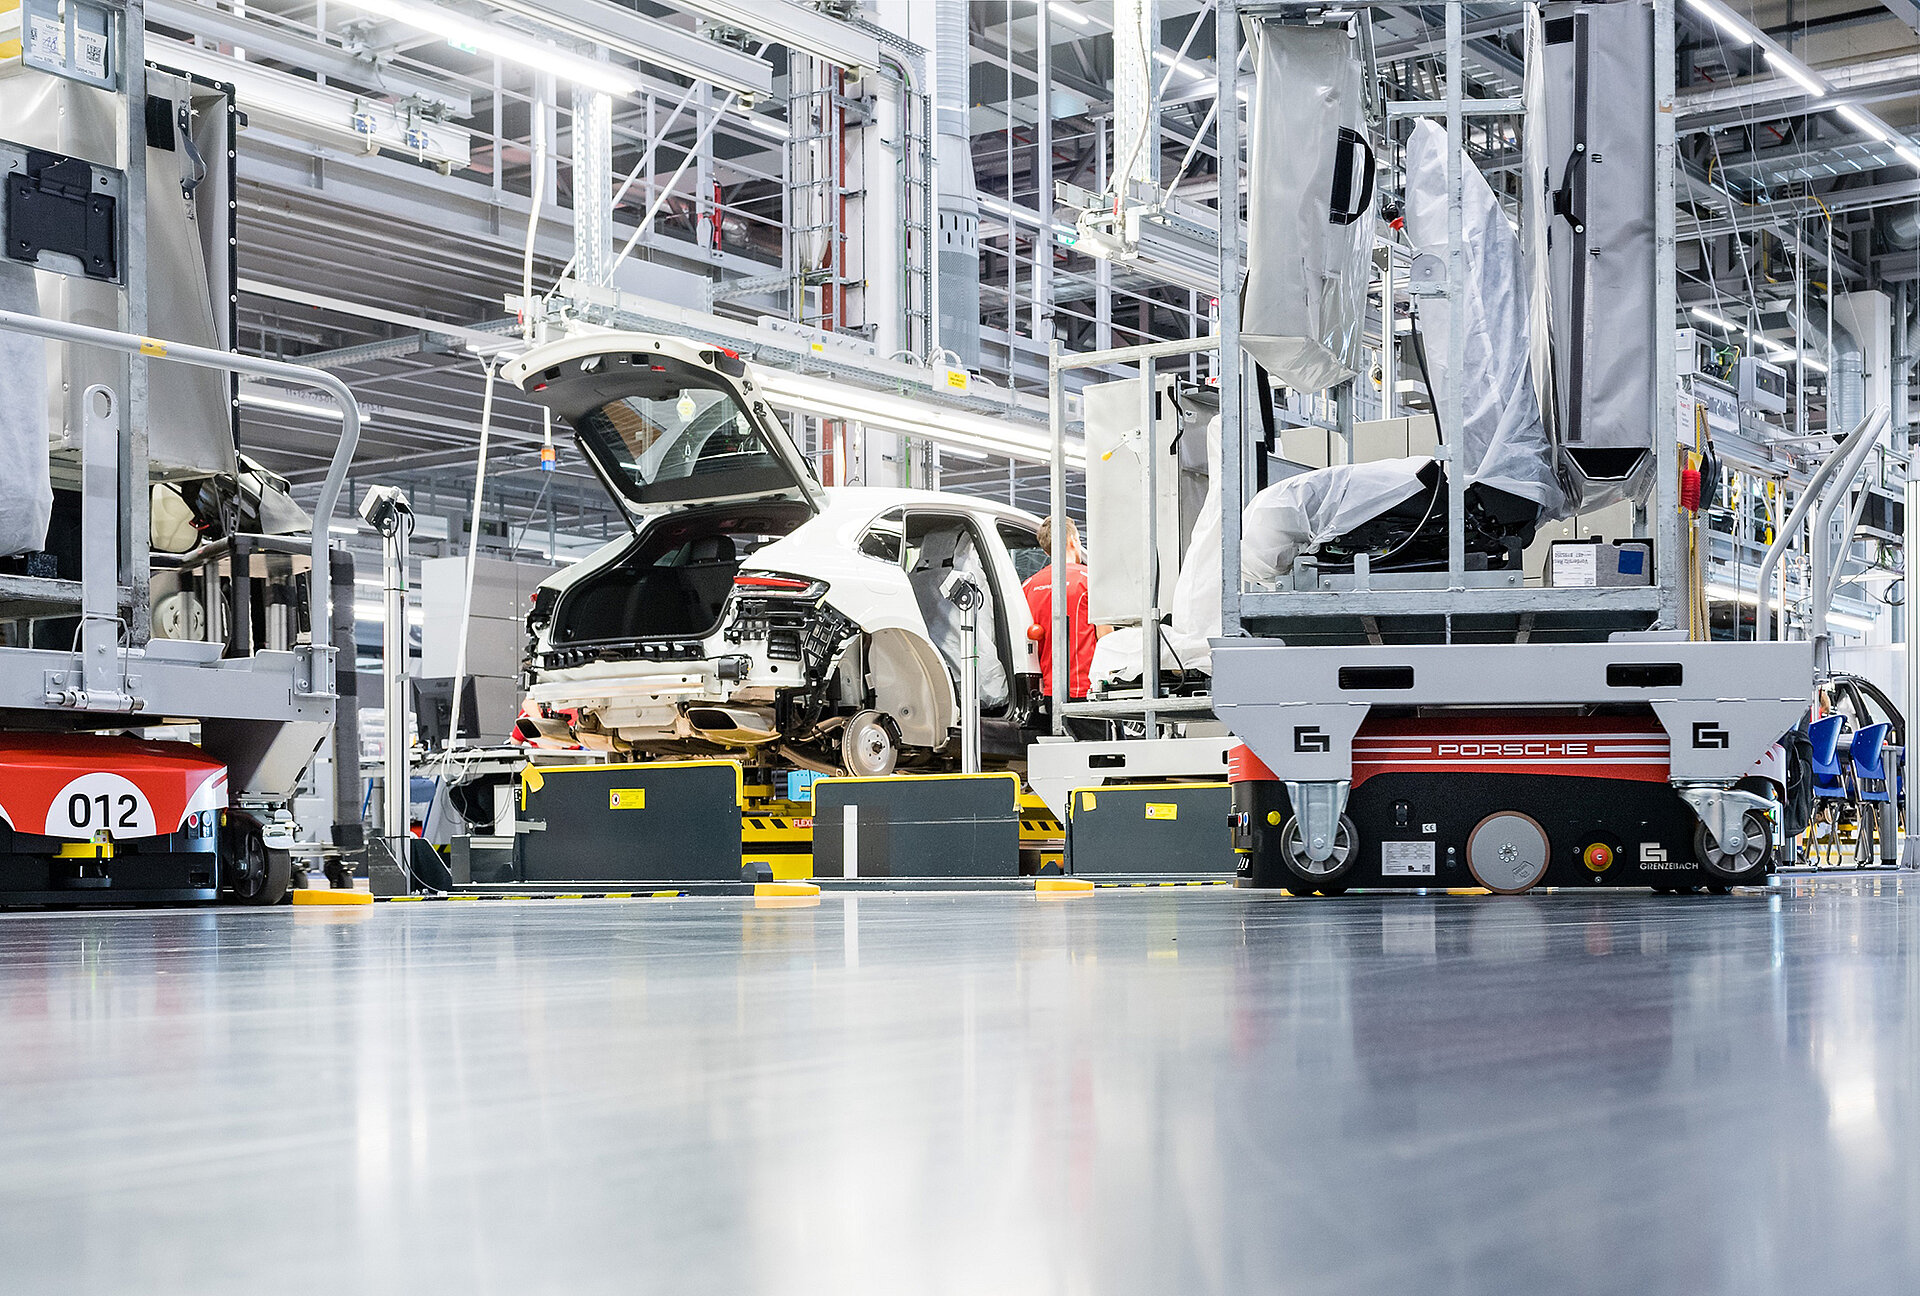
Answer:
1240;21;1374;393
1538;0;1657;510
909;525;1009;711
0;263;52;557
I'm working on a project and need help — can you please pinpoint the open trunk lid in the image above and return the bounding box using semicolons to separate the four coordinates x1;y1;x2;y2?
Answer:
505;333;825;524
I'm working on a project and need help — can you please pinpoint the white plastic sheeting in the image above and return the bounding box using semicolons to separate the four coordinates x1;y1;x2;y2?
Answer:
1240;21;1374;393
1241;458;1431;585
1091;414;1224;686
0;263;52;557
1404;118;1564;518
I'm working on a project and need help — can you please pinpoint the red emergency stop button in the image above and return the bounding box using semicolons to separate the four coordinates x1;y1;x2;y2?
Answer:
1582;842;1614;873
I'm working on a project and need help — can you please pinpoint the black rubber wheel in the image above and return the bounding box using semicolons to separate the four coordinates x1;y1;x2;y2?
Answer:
1278;814;1358;889
1695;810;1773;886
224;828;292;906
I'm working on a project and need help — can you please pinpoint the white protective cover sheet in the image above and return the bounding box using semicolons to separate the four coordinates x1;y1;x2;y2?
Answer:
1404;118;1565;517
1092;414;1224;685
1241;458;1431;585
0;263;52;557
1240;21;1374;393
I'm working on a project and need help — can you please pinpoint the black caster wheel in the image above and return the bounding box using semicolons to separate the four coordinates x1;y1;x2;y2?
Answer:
1696;809;1773;888
1279;814;1358;893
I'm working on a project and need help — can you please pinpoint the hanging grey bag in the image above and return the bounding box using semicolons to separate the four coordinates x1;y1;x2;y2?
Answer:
1538;0;1657;510
1241;21;1375;394
0;262;52;557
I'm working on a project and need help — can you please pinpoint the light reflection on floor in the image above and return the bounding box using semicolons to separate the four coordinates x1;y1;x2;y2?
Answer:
0;874;1914;1294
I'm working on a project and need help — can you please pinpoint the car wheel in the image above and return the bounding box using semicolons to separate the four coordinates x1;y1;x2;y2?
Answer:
841;710;898;777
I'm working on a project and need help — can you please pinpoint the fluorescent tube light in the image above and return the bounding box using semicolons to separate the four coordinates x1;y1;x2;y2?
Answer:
1682;0;1753;47
1896;142;1920;171
1691;306;1740;332
1764;50;1826;98
1836;103;1892;142
343;0;640;96
1704;583;1873;633
1048;2;1093;29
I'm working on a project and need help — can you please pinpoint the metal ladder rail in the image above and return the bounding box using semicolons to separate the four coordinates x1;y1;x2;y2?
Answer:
0;308;363;696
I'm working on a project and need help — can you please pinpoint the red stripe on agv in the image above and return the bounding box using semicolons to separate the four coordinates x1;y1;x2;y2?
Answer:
1227;717;1670;787
1352;715;1669;787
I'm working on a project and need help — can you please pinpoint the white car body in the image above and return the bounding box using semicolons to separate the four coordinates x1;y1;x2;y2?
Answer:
504;332;1049;771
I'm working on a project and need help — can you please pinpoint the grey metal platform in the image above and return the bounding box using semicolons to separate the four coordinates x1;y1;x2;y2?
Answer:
1;874;1915;1293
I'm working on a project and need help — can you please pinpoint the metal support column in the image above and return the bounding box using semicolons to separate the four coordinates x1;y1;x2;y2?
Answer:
1049;338;1068;733
1652;0;1683;631
572;85;613;289
1443;2;1467;591
1218;0;1243;637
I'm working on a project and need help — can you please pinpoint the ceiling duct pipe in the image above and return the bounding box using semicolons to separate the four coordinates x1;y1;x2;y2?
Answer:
933;0;981;369
1804;300;1865;440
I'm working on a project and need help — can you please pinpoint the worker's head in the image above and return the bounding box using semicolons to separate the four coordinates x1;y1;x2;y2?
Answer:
1038;516;1083;565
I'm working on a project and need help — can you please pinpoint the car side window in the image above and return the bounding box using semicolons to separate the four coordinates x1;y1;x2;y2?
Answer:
859;509;905;566
998;521;1049;583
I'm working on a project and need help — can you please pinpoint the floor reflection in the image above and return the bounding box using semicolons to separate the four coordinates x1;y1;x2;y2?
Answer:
0;878;1913;1294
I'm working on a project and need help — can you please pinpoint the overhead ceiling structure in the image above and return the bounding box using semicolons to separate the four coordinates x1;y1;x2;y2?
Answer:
167;0;1915;563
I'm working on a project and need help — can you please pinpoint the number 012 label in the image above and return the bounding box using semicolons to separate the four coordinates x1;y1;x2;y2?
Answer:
46;773;158;838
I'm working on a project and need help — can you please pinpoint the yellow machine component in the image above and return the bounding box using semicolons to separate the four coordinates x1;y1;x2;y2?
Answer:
1020;791;1064;873
56;840;114;860
741;797;815;880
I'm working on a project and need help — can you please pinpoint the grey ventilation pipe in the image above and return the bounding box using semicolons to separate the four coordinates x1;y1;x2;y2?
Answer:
1804;300;1865;438
934;0;981;369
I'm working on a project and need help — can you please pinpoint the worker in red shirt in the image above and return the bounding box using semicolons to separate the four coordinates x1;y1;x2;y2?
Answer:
1022;517;1106;706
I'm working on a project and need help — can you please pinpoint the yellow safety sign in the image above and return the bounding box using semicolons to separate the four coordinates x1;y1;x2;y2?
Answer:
1145;802;1178;821
608;788;647;810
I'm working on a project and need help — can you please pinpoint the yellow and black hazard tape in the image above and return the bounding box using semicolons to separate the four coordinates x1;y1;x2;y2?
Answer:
1092;878;1236;889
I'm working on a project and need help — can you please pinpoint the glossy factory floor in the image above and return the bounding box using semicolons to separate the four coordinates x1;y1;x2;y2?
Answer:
2;876;1915;1294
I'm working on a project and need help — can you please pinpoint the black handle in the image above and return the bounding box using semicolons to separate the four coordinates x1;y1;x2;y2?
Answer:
1328;128;1376;227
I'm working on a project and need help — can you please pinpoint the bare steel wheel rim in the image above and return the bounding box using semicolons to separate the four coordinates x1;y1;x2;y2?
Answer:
1279;814;1355;881
1696;810;1771;881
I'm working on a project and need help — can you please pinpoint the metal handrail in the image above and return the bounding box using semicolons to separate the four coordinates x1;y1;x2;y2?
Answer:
1810;408;1891;645
0;308;361;676
1752;407;1887;640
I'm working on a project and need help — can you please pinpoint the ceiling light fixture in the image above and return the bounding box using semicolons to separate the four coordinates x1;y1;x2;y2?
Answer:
343;0;640;96
1048;2;1093;29
1837;103;1893;142
1764;50;1827;99
1681;0;1752;47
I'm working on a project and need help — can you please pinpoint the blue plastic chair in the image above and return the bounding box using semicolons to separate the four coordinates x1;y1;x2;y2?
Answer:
1809;714;1852;801
1851;722;1892;803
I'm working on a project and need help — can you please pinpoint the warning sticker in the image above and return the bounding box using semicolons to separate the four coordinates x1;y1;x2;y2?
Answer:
608;788;646;810
1145;802;1177;821
1381;840;1436;877
1080;791;1097;813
